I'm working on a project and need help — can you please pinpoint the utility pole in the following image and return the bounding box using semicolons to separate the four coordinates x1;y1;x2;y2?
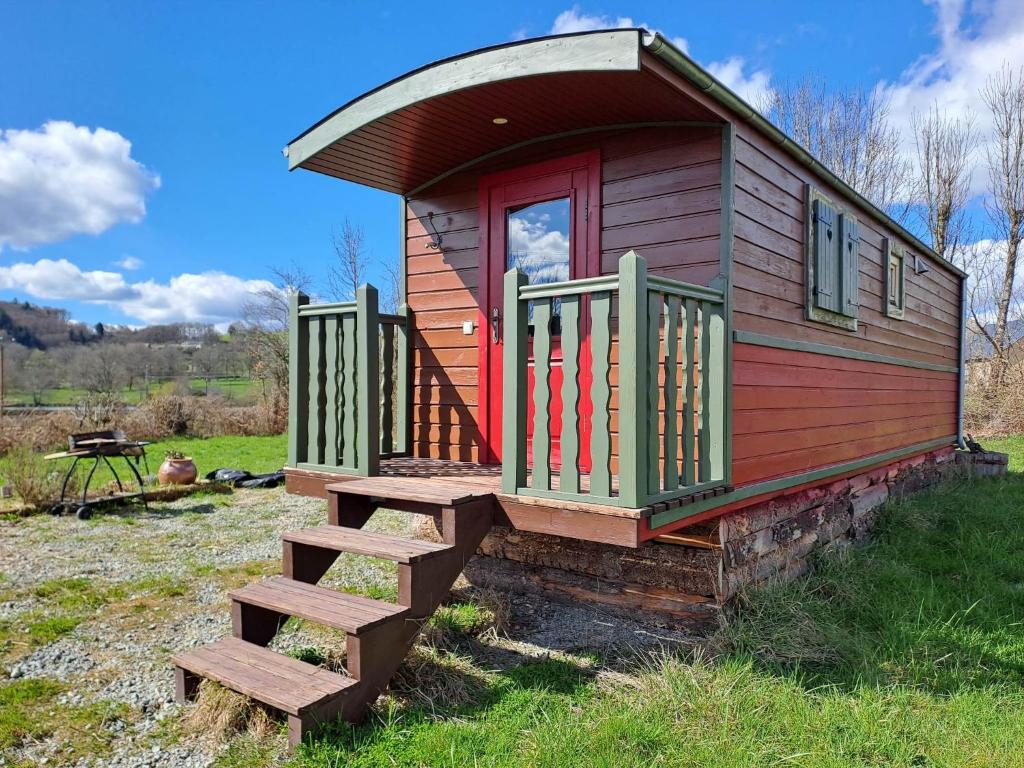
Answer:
0;334;6;419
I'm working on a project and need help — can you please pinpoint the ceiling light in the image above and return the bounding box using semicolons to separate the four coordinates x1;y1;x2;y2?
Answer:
492;117;509;125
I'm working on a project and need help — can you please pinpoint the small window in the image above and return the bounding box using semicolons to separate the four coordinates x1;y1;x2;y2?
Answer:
805;187;858;331
884;239;906;319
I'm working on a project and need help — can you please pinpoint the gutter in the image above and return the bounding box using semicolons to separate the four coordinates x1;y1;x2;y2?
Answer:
643;33;967;281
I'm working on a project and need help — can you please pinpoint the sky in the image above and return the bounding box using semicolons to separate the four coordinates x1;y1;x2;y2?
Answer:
1;0;1021;329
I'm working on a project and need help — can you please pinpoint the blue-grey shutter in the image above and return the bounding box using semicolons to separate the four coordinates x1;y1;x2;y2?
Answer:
813;199;840;313
840;214;860;318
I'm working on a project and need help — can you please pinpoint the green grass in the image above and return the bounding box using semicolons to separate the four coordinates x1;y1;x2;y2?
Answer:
6;377;260;407
0;434;287;498
274;447;1024;767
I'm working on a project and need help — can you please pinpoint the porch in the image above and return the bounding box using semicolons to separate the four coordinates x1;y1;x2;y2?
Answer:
285;251;730;547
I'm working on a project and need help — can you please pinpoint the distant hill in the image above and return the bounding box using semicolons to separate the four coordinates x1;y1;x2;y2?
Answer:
0;299;222;350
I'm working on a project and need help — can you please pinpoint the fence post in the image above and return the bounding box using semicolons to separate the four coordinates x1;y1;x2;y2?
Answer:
356;284;380;476
287;291;310;468
502;269;528;493
394;303;412;455
617;252;649;507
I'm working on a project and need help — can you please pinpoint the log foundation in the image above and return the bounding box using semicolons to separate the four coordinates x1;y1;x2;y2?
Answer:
462;447;1009;629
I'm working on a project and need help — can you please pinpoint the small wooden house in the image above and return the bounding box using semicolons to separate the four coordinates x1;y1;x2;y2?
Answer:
173;30;966;744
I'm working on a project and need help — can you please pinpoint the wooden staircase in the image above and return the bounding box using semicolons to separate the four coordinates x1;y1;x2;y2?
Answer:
172;477;494;747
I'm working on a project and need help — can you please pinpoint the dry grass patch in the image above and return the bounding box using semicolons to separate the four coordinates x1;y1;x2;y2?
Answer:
181;680;280;745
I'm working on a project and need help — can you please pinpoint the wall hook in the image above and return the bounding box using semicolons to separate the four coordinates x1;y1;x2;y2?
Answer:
425;211;444;250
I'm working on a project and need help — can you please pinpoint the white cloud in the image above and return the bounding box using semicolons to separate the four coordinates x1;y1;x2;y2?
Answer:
116;255;143;270
547;8;772;105
550;7;689;53
507;212;570;284
877;0;1024;195
0;257;277;326
706;56;773;107
0;121;160;250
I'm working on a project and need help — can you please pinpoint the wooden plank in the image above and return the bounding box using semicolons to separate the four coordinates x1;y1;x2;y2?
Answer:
324;315;339;467
560;295;582;495
283;526;451;563
341;313;357;469
590;290;613;497
356;284;380;476
532;299;553;491
698;302;713;482
647;290;662;493
682;298;697;487
287;293;310;467
306;315;323;466
380;320;395;455
663;295;681;489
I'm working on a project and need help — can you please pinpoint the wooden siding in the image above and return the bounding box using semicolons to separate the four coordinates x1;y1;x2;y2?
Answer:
406;126;722;463
732;343;958;486
729;121;961;489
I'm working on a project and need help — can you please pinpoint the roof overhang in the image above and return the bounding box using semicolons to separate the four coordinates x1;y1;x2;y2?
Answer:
284;29;720;196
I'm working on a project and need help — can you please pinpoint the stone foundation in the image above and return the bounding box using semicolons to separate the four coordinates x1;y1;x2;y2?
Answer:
462;447;1008;629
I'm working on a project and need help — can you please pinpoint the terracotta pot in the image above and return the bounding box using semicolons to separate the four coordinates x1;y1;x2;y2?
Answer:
158;457;197;486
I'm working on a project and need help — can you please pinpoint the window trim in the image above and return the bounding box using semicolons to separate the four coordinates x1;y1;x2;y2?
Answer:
884;238;906;320
804;185;857;332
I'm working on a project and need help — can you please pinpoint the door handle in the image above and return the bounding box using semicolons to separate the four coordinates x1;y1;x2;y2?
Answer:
491;307;501;343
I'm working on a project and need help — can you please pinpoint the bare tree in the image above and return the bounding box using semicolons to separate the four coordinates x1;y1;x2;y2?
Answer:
327;219;367;301
911;104;978;260
762;77;912;221
982;65;1024;384
242;264;314;425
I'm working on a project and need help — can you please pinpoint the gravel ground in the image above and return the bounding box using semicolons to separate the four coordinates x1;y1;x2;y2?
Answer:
0;488;695;767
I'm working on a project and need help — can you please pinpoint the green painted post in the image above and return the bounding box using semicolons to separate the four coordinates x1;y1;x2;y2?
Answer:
663;296;681;489
306;316;323;465
531;300;552;491
324;315;339;467
340;314;357;468
394;304;412;455
617;251;649;508
646;292;662;494
287;292;310;467
380;321;395;454
356;284;380;476
559;295;582;495
589;291;613;497
682;298;697;487
502;269;528;494
708;305;726;481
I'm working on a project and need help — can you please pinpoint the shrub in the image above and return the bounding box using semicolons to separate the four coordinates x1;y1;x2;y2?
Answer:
2;447;77;511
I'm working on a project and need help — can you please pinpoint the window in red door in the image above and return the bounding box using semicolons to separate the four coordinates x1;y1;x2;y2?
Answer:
477;151;600;469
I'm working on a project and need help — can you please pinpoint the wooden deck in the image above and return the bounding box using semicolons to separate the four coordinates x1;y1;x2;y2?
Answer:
285;458;730;547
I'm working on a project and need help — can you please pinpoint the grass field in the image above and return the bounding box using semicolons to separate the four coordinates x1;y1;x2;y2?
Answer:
274;442;1024;767
5;377;260;407
0;434;287;494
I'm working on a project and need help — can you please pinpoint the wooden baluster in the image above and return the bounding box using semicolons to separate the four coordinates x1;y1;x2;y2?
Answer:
646;291;662;493
589;290;612;497
708;305;726;482
698;301;712;483
531;299;552;491
682;298;697;487
560;295;582;494
287;293;310;466
340;313;357;469
356;284;380;476
324;315;339;467
306;315;323;465
502;270;528;494
380;321;394;455
663;296;681;489
394;305;411;455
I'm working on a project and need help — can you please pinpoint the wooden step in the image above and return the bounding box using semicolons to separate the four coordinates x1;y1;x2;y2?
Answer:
325;476;493;506
283;526;452;563
230;577;408;635
171;637;356;716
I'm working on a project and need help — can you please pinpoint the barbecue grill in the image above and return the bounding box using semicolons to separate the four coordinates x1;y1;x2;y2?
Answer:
45;430;150;519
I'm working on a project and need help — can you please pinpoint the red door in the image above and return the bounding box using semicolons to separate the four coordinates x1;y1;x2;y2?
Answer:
478;151;601;467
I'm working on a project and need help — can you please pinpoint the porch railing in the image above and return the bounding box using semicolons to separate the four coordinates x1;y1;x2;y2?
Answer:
502;251;726;508
287;285;410;476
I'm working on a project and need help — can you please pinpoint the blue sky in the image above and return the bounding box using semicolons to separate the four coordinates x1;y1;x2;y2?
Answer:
0;1;1017;328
